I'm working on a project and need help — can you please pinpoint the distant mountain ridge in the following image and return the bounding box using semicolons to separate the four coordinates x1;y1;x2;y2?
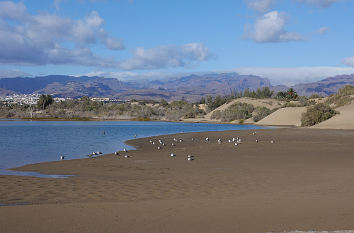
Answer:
292;74;354;96
1;73;354;101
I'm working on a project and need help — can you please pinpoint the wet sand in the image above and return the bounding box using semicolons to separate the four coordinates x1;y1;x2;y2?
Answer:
1;128;354;233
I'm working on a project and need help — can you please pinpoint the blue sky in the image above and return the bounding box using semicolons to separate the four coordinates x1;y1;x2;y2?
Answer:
0;0;354;85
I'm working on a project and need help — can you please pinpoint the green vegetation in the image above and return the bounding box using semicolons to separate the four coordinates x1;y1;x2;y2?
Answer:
276;88;298;100
243;87;274;99
253;107;273;122
37;94;54;110
325;85;354;107
211;102;255;122
301;103;337;126
0;97;205;121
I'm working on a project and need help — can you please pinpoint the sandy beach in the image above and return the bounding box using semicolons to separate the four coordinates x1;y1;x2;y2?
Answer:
1;128;354;233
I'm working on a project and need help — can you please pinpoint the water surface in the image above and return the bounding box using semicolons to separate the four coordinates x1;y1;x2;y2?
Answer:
0;120;267;170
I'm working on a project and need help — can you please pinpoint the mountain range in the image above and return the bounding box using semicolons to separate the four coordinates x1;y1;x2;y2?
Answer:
0;73;354;101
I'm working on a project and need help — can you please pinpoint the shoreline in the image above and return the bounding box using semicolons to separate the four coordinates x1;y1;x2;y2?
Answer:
2;128;354;233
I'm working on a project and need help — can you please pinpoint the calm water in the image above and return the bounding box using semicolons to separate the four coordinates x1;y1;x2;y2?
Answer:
0;120;267;170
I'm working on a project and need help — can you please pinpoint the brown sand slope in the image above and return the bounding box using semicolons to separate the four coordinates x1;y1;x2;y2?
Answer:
312;101;354;129
1;128;354;233
256;107;306;126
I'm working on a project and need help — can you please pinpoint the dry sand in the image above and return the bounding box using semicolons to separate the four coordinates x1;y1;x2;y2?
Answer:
1;128;354;233
256;107;307;126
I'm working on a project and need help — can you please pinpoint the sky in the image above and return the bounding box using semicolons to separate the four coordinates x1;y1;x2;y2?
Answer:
0;0;354;85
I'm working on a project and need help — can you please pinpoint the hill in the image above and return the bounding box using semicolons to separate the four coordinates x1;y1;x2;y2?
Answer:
1;73;354;101
0;73;274;101
293;74;354;96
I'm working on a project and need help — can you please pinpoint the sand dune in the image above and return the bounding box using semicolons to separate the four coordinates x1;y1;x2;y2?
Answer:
256;107;306;126
313;101;354;129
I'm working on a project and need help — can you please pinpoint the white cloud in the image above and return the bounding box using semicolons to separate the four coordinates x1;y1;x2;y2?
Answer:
0;1;123;67
343;56;354;67
233;66;354;85
296;0;342;7
103;37;124;50
318;26;329;35
245;11;302;43
118;43;210;70
246;0;276;12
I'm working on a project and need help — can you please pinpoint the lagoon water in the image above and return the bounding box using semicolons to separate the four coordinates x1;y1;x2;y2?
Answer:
0;120;267;170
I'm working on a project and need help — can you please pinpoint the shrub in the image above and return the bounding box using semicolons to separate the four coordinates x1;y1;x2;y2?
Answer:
301;103;337;126
326;85;354;107
220;102;254;122
210;110;222;120
309;94;323;99
253;107;272;122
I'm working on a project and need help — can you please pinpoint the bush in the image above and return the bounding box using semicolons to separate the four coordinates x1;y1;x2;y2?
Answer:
253;107;272;122
220;103;254;122
326;85;354;107
301;103;337;126
210;110;222;120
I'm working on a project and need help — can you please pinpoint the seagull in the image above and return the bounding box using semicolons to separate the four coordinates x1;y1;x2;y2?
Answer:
234;143;238;146
97;151;102;155
205;137;209;142
270;140;275;144
170;153;175;157
162;143;165;146
191;138;194;141
171;143;175;146
256;139;259;143
114;152;120;156
124;154;130;158
179;139;183;143
123;148;128;152
217;139;222;144
157;146;161;150
187;155;194;161
60;155;65;160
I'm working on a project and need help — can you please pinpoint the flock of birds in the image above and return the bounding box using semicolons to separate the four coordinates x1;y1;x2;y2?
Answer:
59;131;275;161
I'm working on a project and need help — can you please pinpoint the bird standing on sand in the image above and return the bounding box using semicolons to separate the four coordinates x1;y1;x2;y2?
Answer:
123;148;128;152
218;138;222;144
60;155;65;160
187;155;194;161
205;137;209;142
170;153;175;157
